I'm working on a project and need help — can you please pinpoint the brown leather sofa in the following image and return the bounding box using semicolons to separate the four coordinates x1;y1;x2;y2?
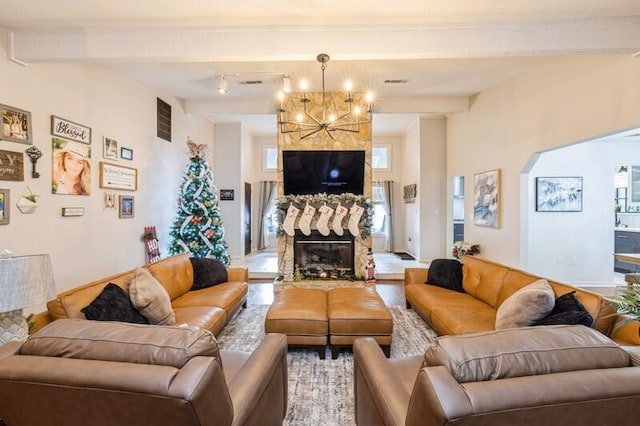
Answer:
31;253;248;335
405;256;640;345
354;325;640;426
0;319;288;426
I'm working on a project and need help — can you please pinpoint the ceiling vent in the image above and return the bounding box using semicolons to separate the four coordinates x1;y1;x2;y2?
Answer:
384;79;409;84
238;80;263;85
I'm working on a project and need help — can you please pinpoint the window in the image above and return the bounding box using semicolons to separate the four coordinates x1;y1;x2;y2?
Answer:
371;182;387;234
263;146;278;171
372;145;391;171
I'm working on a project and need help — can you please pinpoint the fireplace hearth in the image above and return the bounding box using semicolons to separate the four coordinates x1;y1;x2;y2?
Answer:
294;230;354;277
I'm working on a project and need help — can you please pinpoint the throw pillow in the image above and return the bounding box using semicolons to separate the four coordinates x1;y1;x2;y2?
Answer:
534;291;593;327
190;257;228;290
129;267;176;325
81;283;149;324
495;279;555;329
425;258;464;292
423;324;630;383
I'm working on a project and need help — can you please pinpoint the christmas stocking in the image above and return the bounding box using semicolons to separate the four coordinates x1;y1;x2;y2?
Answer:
348;204;365;236
332;203;349;236
299;203;316;236
282;204;300;236
316;204;334;236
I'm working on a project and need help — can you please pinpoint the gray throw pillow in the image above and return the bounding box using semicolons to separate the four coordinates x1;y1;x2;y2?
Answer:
129;267;176;325
495;279;555;329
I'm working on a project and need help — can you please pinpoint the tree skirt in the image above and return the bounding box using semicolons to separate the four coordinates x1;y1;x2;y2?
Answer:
217;304;437;426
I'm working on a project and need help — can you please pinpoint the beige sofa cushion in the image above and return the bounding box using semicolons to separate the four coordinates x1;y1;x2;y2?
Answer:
423;325;630;383
22;318;220;368
495;279;554;329
129;267;176;325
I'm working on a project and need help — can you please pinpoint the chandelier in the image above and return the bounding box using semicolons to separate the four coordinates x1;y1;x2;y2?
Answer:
277;53;373;140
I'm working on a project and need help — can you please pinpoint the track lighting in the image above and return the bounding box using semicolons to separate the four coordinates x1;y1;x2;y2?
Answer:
217;75;228;94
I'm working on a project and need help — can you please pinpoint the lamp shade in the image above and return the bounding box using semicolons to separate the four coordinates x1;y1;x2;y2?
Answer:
0;254;56;312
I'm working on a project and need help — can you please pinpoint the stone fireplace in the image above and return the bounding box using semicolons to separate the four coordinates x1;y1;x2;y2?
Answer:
276;90;372;291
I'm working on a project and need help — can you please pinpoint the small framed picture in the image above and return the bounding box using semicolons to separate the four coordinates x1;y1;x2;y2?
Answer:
0;188;10;225
535;176;583;212
120;147;133;161
1;104;33;144
61;207;85;217
219;189;234;200
104;192;117;210
103;137;118;160
119;195;134;218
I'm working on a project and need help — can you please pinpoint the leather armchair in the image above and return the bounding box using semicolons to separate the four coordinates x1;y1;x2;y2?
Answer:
0;320;288;426
354;325;640;426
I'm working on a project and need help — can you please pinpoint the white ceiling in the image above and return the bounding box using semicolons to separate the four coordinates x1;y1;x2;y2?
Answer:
2;0;639;136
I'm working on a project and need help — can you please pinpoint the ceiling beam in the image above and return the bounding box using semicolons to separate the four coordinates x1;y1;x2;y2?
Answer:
10;17;640;63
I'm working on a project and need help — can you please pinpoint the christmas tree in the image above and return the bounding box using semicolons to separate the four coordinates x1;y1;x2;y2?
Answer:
168;138;230;265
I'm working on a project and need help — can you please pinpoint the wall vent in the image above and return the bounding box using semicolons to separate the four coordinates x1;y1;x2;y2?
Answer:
384;79;409;84
157;98;171;142
238;80;263;85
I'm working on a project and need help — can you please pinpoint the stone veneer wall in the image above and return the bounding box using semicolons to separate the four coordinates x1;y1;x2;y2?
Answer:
277;91;372;281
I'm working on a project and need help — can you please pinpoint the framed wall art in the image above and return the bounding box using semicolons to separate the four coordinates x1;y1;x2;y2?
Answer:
99;162;137;191
52;138;91;195
219;189;234;201
536;176;583;212
1;104;33;144
119;195;134;218
103;137;118;160
403;183;416;203
0;188;9;225
120;147;133;160
473;169;500;228
51;115;91;144
0;149;24;181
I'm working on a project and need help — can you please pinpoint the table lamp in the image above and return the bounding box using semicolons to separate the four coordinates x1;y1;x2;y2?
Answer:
0;254;56;345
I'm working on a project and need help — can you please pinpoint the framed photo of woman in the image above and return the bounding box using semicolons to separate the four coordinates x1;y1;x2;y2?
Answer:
1;104;33;144
51;138;91;196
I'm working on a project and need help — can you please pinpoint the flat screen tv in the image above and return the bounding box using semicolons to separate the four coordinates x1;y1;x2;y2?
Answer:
283;150;365;195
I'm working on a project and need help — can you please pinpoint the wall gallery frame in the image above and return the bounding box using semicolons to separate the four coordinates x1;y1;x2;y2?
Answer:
119;195;134;218
103;137;118;160
99;162;138;191
51;115;91;144
0;104;33;144
536;176;583;212
473;169;500;228
0;188;9;225
120;147;133;160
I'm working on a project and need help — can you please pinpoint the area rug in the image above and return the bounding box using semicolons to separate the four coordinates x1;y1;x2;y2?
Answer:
217;304;437;426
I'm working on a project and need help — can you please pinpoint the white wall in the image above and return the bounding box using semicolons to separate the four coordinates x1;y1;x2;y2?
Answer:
213;123;242;257
448;55;640;269
527;140;640;285
401;121;421;257
0;29;213;301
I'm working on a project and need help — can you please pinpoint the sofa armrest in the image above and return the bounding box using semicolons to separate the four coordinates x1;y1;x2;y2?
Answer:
353;337;411;426
0;341;21;360
610;315;640;346
227;333;288;426
404;268;428;286
227;267;248;283
27;311;54;334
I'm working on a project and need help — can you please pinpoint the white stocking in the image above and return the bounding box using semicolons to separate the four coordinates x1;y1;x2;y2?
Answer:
332;203;349;236
348;204;365;236
316;204;334;236
299;203;316;236
282;204;300;236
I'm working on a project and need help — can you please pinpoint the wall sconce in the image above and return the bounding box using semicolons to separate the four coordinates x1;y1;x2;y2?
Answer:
25;146;42;178
0;253;56;344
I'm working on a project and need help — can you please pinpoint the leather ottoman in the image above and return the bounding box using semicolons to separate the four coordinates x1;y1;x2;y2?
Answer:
328;287;393;359
264;288;328;359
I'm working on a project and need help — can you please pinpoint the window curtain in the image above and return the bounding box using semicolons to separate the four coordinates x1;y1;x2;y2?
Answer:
257;180;277;250
381;180;394;252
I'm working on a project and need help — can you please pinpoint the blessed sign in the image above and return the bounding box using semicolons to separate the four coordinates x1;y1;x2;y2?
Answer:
0;149;24;181
51;115;92;144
